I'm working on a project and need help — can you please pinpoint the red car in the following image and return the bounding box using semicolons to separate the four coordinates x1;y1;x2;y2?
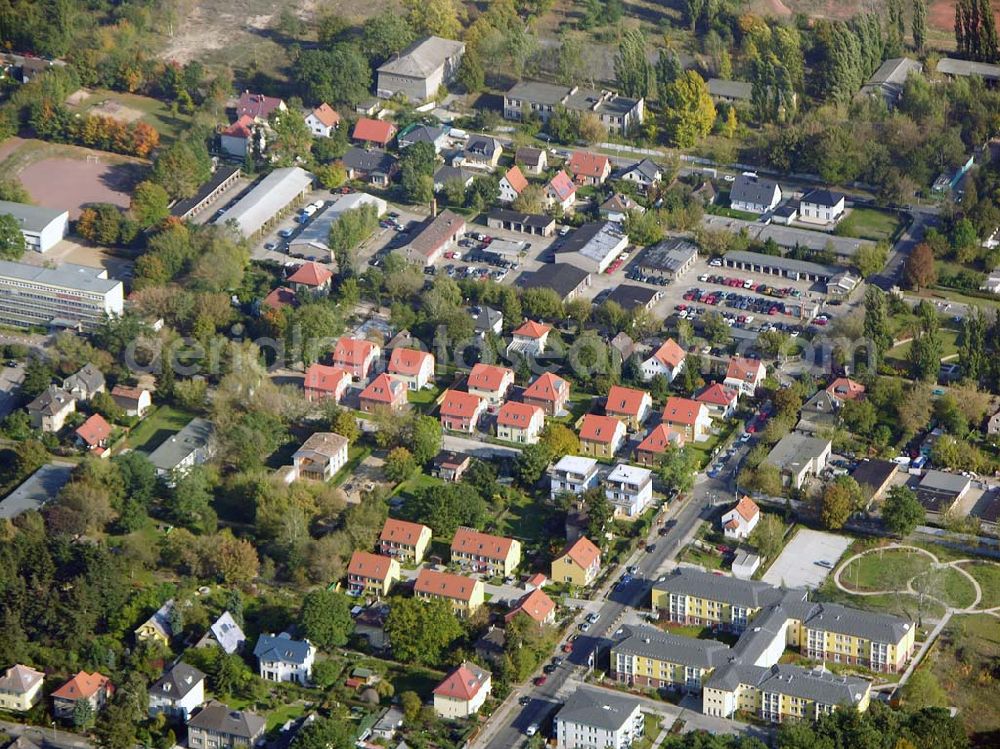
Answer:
534;675;548;686
562;642;574;653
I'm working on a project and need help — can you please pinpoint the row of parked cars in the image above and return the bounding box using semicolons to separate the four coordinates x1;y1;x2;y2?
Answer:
697;273;804;300
683;288;793;317
626;267;671;286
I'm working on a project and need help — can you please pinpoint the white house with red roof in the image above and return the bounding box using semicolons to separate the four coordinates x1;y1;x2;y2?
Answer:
75;413;112;456
662;397;712;442
695;383;739;419
359;373;408;413
720;495;760;540
440;389;486;433
287;262;333;294
826;377;865;404
304;103;340;137
467;363;514;407
505;587;556;625
567;151;612;186
352;118;397;147
546;170;577;213
724;358;767;397
641;338;686;383
433;662;491;718
507;320;552;357
388;347;435;390
303;364;350;403
605;385;653;430
523;372;570;416
497;401;544;444
332;337;380;381
220;115;256;159
498;165;529;203
635;423;685;466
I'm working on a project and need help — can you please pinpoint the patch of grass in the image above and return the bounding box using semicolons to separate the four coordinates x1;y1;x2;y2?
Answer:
265;701;308;732
127;404;197;454
633;713;663;749
498;490;551;542
407;386;441;408
816;581;947;622
388;664;445;696
840;548;934;592
960;562;1000;609
834;208;902;242
679;545;725;570
912;566;978;609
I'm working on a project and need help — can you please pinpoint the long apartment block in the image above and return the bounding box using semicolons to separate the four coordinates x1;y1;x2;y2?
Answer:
0;260;124;331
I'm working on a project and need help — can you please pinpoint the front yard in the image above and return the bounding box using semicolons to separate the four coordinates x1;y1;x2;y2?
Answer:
126;404;197;454
834;207;903;242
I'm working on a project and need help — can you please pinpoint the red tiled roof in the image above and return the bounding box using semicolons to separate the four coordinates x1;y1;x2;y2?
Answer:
726;358;765;383
567;151;610;179
637;423;684;454
52;672;111;701
353;118;396;144
605;385;650;418
222;114;254;138
262;286;297;311
304;364;350;393
440;389;482;418
360;373;407;404
826;377;865;401
75;413;111;446
579;414;623;444
468;363;512;393
236;92;284;120
523;372;569;403
505;587;555;624
651;339;685;369
662;397;706;426
388;347;433;377
287;261;333;287
348;551;395;582
503;165;528;194
110;384;146;401
333;337;377;366
415;568;479;601
731;495;759;522
513;320;551;339
451;527;516;560
433;663;489;700
310;103;341;127
548;170;576;201
380;518;430;545
497;401;542;428
696;383;738;406
559;536;600;569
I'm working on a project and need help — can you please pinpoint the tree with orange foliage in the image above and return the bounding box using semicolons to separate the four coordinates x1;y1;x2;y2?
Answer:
904;242;938;291
130;122;160;158
76;208;99;243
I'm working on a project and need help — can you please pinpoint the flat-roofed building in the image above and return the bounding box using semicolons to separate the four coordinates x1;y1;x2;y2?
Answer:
549;455;599;500
636;238;698;280
765;433;831;489
557;222;628;274
518;263;591;301
0;260;123;331
555;687;643;749
0;200;68;252
486;208;556;237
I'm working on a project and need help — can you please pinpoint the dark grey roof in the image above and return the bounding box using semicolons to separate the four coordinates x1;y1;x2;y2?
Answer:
638;238;698;272
793;601;913;644
0;462;73;519
172;165;242;217
147;417;215;472
465;136;501;159
605;284;657;311
653;567;783;610
612;624;730;669
766;433;831;474
622;158;661;183
730;174;781;207
725;250;841;278
63;363;105;394
850;460;897;494
707;78;752;100
758;664;869;705
971;489;1000;523
487;208;554;230
434;165;473;186
187;701;266;738
27;385;74;416
801;189;845;208
937;57;1000;81
505;80;572;107
475;306;502;332
150;663;206;701
399;125;448;147
555;686;641;732
519;263;590;300
771;202;799;219
564;88;641;117
515;146;545;166
253;633;313;665
342;147;397;174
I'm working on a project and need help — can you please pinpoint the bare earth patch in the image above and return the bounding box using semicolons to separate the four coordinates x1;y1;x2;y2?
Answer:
66;89;92;107
19;156;145;218
89;98;145;124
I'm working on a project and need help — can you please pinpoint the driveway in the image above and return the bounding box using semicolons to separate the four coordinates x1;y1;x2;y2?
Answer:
761;528;851;589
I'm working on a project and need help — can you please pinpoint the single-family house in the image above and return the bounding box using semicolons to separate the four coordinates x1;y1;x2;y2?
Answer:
348;550;401;598
730;174;782;214
505;587;556;625
148;663;206;721
110;384;151;417
432;450;472;482
147;418;216;480
765;434;832;489
635;424;685;466
605;463;654;517
0;664;44;713
498;165;529;204
799;189;846;226
388;347;435;390
721;495;760;540
341;147;399;187
523;372;570;416
599;193;644;223
261;286;296;312
236;91;285;122
662;397;712;442
695;383;739;419
397;124;449;152
414;568;485;617
287;261;333;294
52;672;113;721
291;432;349;481
379;518;432;564
376;36;466;102
474;305;503;337
187;702;266;749
579;414;626;459
497;401;545;445
332;336;380;380
507;320;552;358
546;170;577;213
359;373;408;413
467;363;514;407
605;385;653;430
515;146;547;175
304;103;340;137
135;599;177;646
220;116;256;159
641;338;686;383
303;364;351;403
462;136;502;169
826;377;865;403
352;118;397;147
63;363;105;401
433;662;491;719
451;526;522;578
433;164;474;191
724;358;766;397
27;386;75;432
796;389;841;435
988;407;1000;435
549;455;600;500
75;413;112;455
254;633;315;684
440;389;485;433
850;460;898;507
620;158;662;189
567;151;611;186
551;536;601;587
196;612;246;654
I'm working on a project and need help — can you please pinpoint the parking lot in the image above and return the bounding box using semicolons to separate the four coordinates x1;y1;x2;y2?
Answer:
762;528;852;589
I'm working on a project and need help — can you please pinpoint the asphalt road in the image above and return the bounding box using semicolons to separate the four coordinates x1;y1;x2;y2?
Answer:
0;719;92;749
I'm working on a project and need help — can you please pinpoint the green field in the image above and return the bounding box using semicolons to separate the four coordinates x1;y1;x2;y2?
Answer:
679;545;725;570
127;405;197;454
834;208;902;241
498;489;550;543
885;328;961;365
840;549;934;591
911;566;978;610
961;562;1000;609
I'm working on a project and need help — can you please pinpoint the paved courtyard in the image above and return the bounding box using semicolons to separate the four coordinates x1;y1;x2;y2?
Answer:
762;528;852;589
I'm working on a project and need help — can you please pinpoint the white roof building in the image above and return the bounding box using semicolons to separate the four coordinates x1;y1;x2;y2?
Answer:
215;167;315;237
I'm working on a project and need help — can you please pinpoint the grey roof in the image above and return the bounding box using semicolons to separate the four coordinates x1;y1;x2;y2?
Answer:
0;259;121;294
555;686;641;732
766;433;831;474
705;216;872;258
465;136;501;159
725;250;841;278
937;56;1000;81
515;146;545;166
707;663;869;706
290;192;388;252
605;284;657;311
862;57;922;101
801;189;845;208
793;600;912;644
638;238;698;272
919;470;971;495
505;80;572;107
772;202;799;219
850;460;897;494
622;158;661;183
140;599;176;640
434;164;473;186
0;462;73;519
187;701;266;738
215;167;314;236
377;36;465;79
708;78;752;100
342;147;397;175
559;222;627;263
600;194;643;215
0;200;67;233
398;125;448;147
150;662;206;701
519;263;590;299
487;209;555;230
27;385;74;416
147;417;215;472
203;611;246;654
172;165;242;218
612;624;730;669
730;174;781;207
475;306;502;332
63;363;105;394
653;567;783;610
254;633;313;666
564;88;641;117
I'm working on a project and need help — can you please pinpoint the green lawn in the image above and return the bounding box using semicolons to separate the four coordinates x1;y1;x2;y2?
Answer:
407;386;442;408
840;548;934;592
929;614;1000;742
66;89;194;146
960;562;1000;609
394;473;444;507
912;566;978;609
265;701;309;732
127;405;197;454
885;328;961;366
634;713;663;749
498;490;550;542
679;545;724;570
834;208;903;242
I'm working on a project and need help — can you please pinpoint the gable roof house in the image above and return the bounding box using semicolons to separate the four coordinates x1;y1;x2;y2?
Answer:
359;373;408;413
196;612;246;654
348;550;402;598
254;633;316;684
379;518;433;564
287;261;333;293
505;587;556;625
451;526;522;578
432;450;472;482
721;495;760;540
110;384;151;417
567;151;612;186
236;91;285;123
474;305;503;337
148;418;216;481
0;664;44;713
63;363;105;401
461;135;503;169
148;662;206;721
502;81;645;135
388;347;435;390
341;147;399;187
433;662;491;719
332;336;380;380
696;383;739;419
578;413;627;459
467;363;515;406
522;371;570;416
605;385;653;430
860;57;922;107
27;385;76;432
291;431;349;482
724;358;767;397
303;363;351;403
187;701;266;749
796;389;841;435
620;158;663;188
498;165;529;203
730;174;782;214
398;123;450;152
662;397;712;442
545;170;577;213
52;672;113;721
376;35;466;102
515;146;547;175
414;568;485;617
551;536;602;587
403;209;466;266
75;413;112;455
641;338;686;383
220;115;257;159
636;423;686;465
600;193;644;223
352;118;397;147
496;401;545;445
135;599;177;646
440;389;486;433
304;103;340;137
